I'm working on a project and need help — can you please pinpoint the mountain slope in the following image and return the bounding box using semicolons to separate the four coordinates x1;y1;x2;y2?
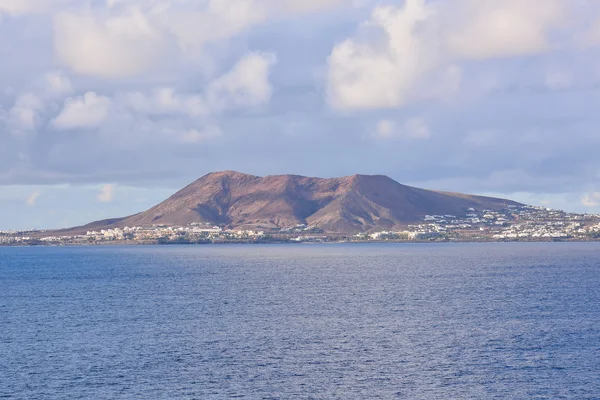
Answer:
77;171;521;233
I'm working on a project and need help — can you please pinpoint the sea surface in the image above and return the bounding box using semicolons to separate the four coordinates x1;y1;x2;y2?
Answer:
1;243;599;399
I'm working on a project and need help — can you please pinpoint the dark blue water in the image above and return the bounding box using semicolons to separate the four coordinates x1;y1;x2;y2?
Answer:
1;243;599;399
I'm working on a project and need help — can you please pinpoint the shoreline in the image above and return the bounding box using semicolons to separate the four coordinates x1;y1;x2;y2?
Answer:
2;237;600;248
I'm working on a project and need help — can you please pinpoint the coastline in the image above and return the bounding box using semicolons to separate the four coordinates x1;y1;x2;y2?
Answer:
2;237;599;247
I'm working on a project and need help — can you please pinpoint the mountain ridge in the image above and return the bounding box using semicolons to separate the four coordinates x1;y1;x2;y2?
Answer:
66;171;522;234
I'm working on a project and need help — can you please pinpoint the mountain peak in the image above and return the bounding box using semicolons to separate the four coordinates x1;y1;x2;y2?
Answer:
202;170;259;180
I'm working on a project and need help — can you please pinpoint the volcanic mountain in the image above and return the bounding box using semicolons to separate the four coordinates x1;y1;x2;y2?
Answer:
73;171;521;233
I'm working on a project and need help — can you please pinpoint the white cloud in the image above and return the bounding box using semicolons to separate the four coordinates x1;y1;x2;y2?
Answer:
8;93;44;131
156;0;267;52
54;8;164;78
0;0;73;15
446;0;566;59
375;119;396;139
51;0;331;79
124;52;276;117
179;126;222;144
43;71;73;97
53;92;112;130
273;0;349;14
206;52;277;111
27;191;40;206
327;0;574;111
32;51;276;148
404;117;430;139
582;192;600;207
124;88;207;117
1;0;352;17
97;184;115;203
1;71;73;134
374;117;430;140
328;0;438;110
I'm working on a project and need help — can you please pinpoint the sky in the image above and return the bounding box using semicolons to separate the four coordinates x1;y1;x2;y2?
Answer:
1;0;600;230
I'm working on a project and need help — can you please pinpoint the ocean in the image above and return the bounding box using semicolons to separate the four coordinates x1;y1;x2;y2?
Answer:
1;243;599;399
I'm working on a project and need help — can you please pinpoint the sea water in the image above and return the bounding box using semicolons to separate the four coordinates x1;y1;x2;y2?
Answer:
1;243;599;399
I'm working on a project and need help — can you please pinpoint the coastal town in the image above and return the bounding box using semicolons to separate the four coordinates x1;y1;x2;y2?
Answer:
2;205;600;246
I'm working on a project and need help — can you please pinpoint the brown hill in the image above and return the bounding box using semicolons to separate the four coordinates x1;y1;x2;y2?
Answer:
72;171;521;233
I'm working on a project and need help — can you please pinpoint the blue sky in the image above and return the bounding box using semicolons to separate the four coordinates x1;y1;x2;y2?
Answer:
1;0;600;230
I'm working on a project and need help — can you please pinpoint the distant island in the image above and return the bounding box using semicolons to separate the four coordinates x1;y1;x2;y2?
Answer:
2;171;600;245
